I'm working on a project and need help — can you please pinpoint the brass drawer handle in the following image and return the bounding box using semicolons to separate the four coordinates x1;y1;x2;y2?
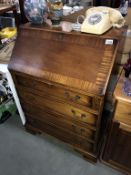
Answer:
72;124;76;132
71;110;87;120
65;92;81;102
71;109;76;115
81;114;86;119
73;95;81;101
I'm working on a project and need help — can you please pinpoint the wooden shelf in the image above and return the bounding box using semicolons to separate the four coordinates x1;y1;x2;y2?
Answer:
0;4;19;27
0;4;16;14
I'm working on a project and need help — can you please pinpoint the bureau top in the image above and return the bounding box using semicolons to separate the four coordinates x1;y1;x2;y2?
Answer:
21;22;124;40
9;23;123;96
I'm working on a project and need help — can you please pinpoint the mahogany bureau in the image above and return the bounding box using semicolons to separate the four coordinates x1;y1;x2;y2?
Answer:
8;23;123;162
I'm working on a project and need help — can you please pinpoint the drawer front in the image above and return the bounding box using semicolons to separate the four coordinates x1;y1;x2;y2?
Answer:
22;102;96;140
115;102;131;125
15;75;101;112
18;90;98;127
27;116;94;153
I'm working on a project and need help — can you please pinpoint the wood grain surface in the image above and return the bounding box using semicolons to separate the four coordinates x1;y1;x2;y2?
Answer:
9;25;122;95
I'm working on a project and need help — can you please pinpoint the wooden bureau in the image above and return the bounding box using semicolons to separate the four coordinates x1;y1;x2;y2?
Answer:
103;72;131;174
8;23;123;162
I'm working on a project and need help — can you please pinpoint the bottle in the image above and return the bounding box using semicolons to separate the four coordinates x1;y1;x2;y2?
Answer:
119;0;128;16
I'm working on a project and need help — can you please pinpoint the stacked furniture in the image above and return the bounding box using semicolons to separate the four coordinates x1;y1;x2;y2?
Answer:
103;72;131;174
8;23;123;162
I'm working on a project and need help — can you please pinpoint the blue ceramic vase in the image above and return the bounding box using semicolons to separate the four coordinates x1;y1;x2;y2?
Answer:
24;0;48;25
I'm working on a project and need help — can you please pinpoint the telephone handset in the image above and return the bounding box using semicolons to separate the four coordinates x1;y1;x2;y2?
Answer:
81;7;125;35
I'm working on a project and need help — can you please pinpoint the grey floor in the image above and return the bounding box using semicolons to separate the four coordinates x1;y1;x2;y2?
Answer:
0;115;124;175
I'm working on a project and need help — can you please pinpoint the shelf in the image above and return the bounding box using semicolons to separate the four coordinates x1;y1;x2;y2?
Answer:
0;4;19;26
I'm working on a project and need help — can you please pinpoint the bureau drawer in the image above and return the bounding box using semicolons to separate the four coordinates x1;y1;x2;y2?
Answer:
22;102;96;140
19;90;98;127
27;116;94;153
115;101;131;125
15;75;101;112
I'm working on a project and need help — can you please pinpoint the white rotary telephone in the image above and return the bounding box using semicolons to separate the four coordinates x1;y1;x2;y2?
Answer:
81;7;125;35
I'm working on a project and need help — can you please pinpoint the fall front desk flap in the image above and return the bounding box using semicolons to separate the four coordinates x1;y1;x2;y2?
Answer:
8;23;123;95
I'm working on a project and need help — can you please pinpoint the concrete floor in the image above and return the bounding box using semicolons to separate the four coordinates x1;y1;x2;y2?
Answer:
0;115;124;175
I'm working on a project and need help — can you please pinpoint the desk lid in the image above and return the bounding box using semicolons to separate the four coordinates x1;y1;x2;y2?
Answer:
9;23;123;95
